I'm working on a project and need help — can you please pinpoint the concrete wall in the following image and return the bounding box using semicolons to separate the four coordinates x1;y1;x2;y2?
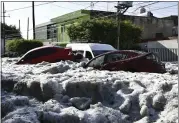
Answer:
35;26;48;41
130;17;174;39
139;39;178;49
35;10;175;43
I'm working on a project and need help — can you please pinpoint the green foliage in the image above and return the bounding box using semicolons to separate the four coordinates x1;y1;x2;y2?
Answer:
1;23;22;39
6;39;43;55
55;42;68;47
67;19;142;49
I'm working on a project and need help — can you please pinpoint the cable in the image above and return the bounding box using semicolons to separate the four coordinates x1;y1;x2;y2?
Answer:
84;2;99;10
50;3;78;11
150;4;178;11
69;2;111;9
5;2;55;13
133;2;159;12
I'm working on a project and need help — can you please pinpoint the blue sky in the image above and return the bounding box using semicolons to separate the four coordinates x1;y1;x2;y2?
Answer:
3;1;178;39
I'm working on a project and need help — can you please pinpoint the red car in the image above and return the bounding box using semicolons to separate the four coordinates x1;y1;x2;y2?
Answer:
16;46;74;64
83;50;166;73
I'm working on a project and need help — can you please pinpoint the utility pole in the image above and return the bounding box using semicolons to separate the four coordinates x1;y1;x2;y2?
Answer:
90;2;94;10
32;1;35;39
115;2;132;49
116;1;120;50
107;2;108;11
19;19;20;31
27;17;29;40
2;2;5;54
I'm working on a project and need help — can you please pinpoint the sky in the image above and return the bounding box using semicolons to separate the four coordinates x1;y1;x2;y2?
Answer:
2;1;178;39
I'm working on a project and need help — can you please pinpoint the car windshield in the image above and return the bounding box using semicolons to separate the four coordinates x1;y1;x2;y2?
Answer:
92;50;112;57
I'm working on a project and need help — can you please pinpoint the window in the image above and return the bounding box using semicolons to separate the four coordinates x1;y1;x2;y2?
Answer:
92;50;111;57
86;51;93;60
72;50;84;55
61;25;65;33
88;55;105;68
22;52;38;61
21;48;57;61
106;53;128;63
146;53;160;63
47;24;57;39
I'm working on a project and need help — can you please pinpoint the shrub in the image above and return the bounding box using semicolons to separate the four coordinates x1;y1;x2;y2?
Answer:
67;19;142;49
6;39;43;55
55;42;68;48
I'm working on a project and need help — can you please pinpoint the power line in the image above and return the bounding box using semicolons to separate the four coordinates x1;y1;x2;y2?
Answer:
133;2;151;6
133;2;159;12
5;2;55;13
150;4;178;11
50;3;77;11
69;2;111;9
84;2;99;10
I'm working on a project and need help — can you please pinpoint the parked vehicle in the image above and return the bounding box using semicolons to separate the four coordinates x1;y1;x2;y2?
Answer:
15;46;74;64
83;50;166;73
66;43;116;60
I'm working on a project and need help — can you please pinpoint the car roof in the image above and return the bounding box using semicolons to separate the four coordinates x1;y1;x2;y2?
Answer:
25;46;63;53
20;46;65;58
66;43;116;51
92;50;149;58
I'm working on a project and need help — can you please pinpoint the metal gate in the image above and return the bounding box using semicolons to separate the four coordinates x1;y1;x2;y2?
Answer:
147;48;178;62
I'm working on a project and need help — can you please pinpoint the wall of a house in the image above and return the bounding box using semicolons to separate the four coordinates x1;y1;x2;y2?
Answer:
57;15;90;43
35;26;48;41
124;16;174;40
35;10;175;44
51;10;90;43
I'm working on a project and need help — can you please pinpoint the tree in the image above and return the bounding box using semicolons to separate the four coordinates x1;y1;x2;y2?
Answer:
67;19;142;49
1;23;22;40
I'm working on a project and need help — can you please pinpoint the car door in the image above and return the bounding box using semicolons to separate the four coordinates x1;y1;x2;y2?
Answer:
20;51;39;64
102;52;129;71
86;54;106;69
34;48;58;63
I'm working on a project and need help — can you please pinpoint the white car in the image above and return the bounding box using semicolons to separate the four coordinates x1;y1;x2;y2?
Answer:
66;43;117;60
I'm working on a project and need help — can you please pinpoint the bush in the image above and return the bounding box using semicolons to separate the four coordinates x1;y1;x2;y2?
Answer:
1;51;19;57
67;19;142;49
55;42;68;48
6;39;43;55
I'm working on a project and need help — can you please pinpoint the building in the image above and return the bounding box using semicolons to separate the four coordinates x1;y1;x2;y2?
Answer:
35;21;57;42
35;9;176;44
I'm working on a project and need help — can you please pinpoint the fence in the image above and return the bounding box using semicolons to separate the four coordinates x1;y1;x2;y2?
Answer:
147;48;178;62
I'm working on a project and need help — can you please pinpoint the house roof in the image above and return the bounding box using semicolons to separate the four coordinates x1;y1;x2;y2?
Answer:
35;21;52;28
35;10;176;28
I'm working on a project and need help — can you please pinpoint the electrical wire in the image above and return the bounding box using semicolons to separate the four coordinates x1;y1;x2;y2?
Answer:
5;2;55;13
83;2;99;10
150;4;178;11
50;3;78;11
133;1;159;12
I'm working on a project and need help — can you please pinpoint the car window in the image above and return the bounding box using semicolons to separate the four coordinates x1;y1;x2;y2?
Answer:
86;51;93;60
77;50;84;53
22;52;37;61
88;55;105;68
106;53;128;63
22;48;57;61
92;50;111;57
146;53;160;62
